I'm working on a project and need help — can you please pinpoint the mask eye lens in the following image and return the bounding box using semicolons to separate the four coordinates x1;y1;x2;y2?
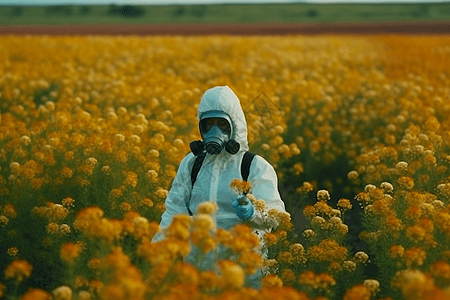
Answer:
203;119;214;132
201;117;230;134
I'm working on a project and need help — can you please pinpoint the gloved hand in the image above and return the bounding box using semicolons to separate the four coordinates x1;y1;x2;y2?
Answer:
231;195;255;220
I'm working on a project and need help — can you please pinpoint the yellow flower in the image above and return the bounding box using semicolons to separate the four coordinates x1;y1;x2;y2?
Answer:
77;291;91;300
60;167;73;179
262;274;284;288
355;192;371;204
347;170;359;180
215;228;233;246
289;243;306;263
115;150;128;163
165;214;191;240
317;272;336;290
229;178;252;195
119;202;132;212
154;188;169;200
388;245;405;259
317;189;331;201
7;247;18;258
363;279;380;294
195;201;218;215
263;232;278;246
4;259;33;282
46;222;60;234
280;269;296;285
298;270;318;288
391;269;435;300
337;198;352;212
293;163;304;175
3;204;17;219
124;171;137;187
303;205;316;219
88;257;102;272
192;214;215;231
328;261;343;273
429;261;450;284
174;262;200;286
314;201;333;216
0;215;9;227
60;242;83;264
404;247;427;268
354;251;369;264
343;261;357;272
254;199;266;214
406;225;426;243
140;197;154;208
384;215;403;233
296;182;314;194
61;197;75;208
218;260;245;289
20;288;51;300
109;188;123;200
302;229;315;239
228;224;259;252
76;206;104;222
277;251;294;265
52;286;72;300
308;239;348;263
311;216;326;229
397;176;415;190
199;271;223;292
343;284;371;300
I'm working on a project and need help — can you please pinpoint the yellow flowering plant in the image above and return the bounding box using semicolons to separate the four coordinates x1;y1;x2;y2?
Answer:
1;34;450;299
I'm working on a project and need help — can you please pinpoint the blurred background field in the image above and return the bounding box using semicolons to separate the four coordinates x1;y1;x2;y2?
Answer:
1;2;450;25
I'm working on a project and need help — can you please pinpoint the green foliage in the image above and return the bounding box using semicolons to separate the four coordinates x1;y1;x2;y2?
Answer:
2;3;450;25
191;5;208;19
172;5;186;17
45;5;74;16
107;4;145;18
79;6;91;15
306;9;319;18
10;6;24;17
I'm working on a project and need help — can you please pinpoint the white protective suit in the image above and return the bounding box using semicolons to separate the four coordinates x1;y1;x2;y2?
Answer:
154;85;286;240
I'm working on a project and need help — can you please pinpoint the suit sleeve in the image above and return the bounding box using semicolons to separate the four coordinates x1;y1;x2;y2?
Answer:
245;155;286;229
152;152;195;242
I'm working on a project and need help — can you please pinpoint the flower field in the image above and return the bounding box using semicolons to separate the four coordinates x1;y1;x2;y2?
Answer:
1;34;450;300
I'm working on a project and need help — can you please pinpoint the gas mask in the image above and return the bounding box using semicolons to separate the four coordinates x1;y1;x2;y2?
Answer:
189;111;240;156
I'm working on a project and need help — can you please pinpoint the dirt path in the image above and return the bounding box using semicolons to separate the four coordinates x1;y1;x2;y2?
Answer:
1;21;450;35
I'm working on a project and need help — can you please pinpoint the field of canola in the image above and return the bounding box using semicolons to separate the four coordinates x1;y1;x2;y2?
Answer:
1;34;450;300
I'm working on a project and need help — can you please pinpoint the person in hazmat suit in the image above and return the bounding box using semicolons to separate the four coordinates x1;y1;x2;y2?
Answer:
152;85;286;288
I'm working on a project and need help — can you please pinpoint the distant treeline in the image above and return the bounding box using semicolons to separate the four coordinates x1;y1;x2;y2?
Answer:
6;4;215;19
7;3;440;19
8;5;146;18
2;2;449;24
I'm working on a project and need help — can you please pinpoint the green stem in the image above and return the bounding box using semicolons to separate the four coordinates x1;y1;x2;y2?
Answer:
7;281;20;300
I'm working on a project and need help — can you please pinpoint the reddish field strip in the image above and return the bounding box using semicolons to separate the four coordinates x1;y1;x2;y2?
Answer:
1;21;450;35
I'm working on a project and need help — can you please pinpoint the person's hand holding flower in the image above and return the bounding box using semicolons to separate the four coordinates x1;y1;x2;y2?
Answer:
230;179;255;220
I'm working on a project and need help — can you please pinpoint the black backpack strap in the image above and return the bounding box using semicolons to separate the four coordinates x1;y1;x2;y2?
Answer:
188;151;207;216
191;151;207;187
241;151;256;183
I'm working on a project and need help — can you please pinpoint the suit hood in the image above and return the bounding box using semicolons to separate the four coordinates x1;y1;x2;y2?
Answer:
197;86;249;152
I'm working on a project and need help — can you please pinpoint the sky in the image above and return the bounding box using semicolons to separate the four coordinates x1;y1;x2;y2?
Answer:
0;0;446;5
